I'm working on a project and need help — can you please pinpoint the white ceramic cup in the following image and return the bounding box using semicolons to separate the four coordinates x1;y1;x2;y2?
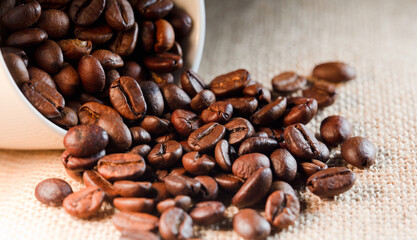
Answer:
0;0;205;150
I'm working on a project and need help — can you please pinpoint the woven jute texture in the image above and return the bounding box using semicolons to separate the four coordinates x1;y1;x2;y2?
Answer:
1;0;417;239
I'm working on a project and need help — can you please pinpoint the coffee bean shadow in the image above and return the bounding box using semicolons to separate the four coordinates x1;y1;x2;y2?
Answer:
326;155;348;168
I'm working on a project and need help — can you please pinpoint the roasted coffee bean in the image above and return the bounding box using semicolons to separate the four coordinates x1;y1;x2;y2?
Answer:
144;52;183;73
119;229;159;240
281;97;318;126
36;9;70;39
35;40;64;75
300;159;328;177
272;71;307;93
91;49;124;69
159;207;193;240
21;81;64;118
136;0;174;20
201;101;233;124
154;132;178;144
253;132;268;138
167;7;192;38
317;141;330;162
1;47;29;67
54;63;81;97
224;97;258;117
83;170;118;201
232;153;270;180
97;153;146;181
164;175;201;196
148;140;182;168
6;28;48;48
119;61;145;81
66;101;82;113
139;81;164;116
341;137;376;168
243;83;271;104
214;139;236;171
156;195;193;213
113;211;159;232
105;0;135;31
265;190;300;229
232;167;273;208
194;176;218;200
78;93;104;105
190;90;216;113
250;96;287;126
213;173;244;193
148;182;172;202
114;180;152;197
258;127;284;142
307;167;356;197
312;61;356;83
209;69;251;97
188;122;226;152
182;151;215;175
63;186;105;218
114;197;154;213
149;71;174;87
0;0;16;18
109;22;139;56
238;137;279;156
130;127;151;145
138;115;170;136
64;125;108;157
320;115;353;146
69;0;106;26
233;209;271;240
269;180;297;196
154;19;175;52
35;178;73;206
139;20;155;52
162;83;191;111
181;69;206;97
78;55;106;93
284;123;320;159
171;109;203;137
50;106;78;128
189;201;225;226
74;23;114;44
3;52;29;86
179;140;192;153
61;150;106;171
302;80;338;108
58;39;93;62
1;1;41;30
129;144;152;158
270;149;297;182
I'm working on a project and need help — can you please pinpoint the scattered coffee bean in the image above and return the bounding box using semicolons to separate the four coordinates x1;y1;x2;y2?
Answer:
63;186;105;218
148;140;183;168
307;167;356;197
159;207;193;240
265;190;300;229
312;61;356;83
341;137;376;168
189;201;225;226
214;139;236;171
302;80;338;108
35;178;73;206
300;160;328;177
272;71;307;93
281;97;318;126
112;211;159;232
320;115;353;146
224;117;255;146
233;209;271;240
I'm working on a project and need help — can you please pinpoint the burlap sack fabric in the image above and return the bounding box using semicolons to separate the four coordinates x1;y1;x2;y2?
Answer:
1;0;417;239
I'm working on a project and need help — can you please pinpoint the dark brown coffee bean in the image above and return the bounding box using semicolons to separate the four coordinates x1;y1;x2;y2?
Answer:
91;49;124;69
65;100;82;113
181;69;206;98
214;139;236;171
1;47;29;67
164;175;201;196
232;167;272;208
265;190;300;229
189;201;225;226
258;127;284;142
312;61;356;83
154;132;178;144
269;181;297;196
232;153;270;179
120;61;146;81
3;52;29;86
138;115;170;136
154;19;175;52
272;71;307;93
210;69;252;97
341;136;376;168
105;0;135;31
35;178;73;206
188;122;226;152
61;150;106;171
36;9;70;39
224;97;258;117
233;209;271;240
69;0;106;26
250;97;287;126
113;211;159;232
130;127;151;145
281;97;318;126
190;90;216;113
58;38;93;62
0;0;16;18
21;81;64;118
167;8;192;38
320;115;353;146
138;81;164;116
63;186;105;218
35;40;64;75
109;22;138;56
238;137;278;156
201;101;233;124
159;207;193;240
270;149;297;182
139;20;155;52
83;170;118;201
156;195;193;213
213;173;244;193
120;229;159;240
78;93;105;105
114;180;152;197
6;28;48;48
316;141;330;162
50;106;78;128
74;23;114;44
302;80;338;108
162;83;191;111
129;145;152;158
114;197;154;213
243;83;271;104
148;140;182;168
64;125;108;157
148;72;173;88
284;123;320;160
97;153;146;181
144;52;183;73
54;63;81;97
2;1;41;30
78;55;106;93
182;151;215;175
307;167;356;197
194;176;218;200
136;0;174;20
253;132;268;138
148;182;171;202
171;109;203;137
300;159;328;177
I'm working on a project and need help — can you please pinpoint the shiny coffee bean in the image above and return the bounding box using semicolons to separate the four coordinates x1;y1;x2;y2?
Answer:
35;40;64;75
149;71;174;87
166;7;192;38
214;139;236;171
138;115;170;136
312;61;356;83
78;55;106;93
232;167;273;208
97;153;146;181
109;22;139;56
188;122;226;152
91;49;124;69
83;170;118;201
171;109;203;137
233;209;271;240
114;180;152;197
54;63;81;97
50;106;78;128
3;52;29;86
272;71;307;93
139;81;164;116
201;101;233;124
136;0;174;19
6;28;48;48
341;136;376;168
281;97;318;126
156;195;193;214
270;149;297;182
148;182;172;202
74;23;114;44
194;176;218;200
148;140;182;168
1;1;41;30
164;175;201;196
130;127;151;145
35;178;73;206
154;19;175;52
250;96;287;126
238;137;278;156
307;167;356;197
317;141;330;162
139;20;155;52
302;80;338;108
105;0;135;31
129;144;152;158
269;180;297;196
159;207;193;240
61;149;105;171
181;69;206;97
114;197;154;213
162;83;191;111
36;9;70;39
144;52;183;73
112;211;159;232
320;115;353;146
284;123;320;160
64;125;108;157
58;38;92;62
190;90;216;113
232;153;270;179
189;201;225;226
243;83;271;104
265;190;300;229
213;173;244;193
21;81;64;118
210;69;252;97
224;97;258;117
63;186;105;218
300;159;328;177
182;151;215;175
69;0;106;26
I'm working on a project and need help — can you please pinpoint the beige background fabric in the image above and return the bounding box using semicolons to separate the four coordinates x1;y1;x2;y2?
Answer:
1;0;417;239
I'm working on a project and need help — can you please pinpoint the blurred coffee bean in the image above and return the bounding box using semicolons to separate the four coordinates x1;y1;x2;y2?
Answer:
34;40;64;75
312;61;356;83
210;69;252;97
35;178;73;206
1;1;41;30
190;90;216;113
54;63;81;97
109;22;138;56
36;9;70;39
272;71;307;93
281;97;318;126
320;115;353;146
78;55;106;93
69;0;106;26
341;136;376;168
136;0;174;20
105;0;135;31
6;28;48;48
302;80;338;108
224;97;258;117
58;39;93;62
74;23;114;44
